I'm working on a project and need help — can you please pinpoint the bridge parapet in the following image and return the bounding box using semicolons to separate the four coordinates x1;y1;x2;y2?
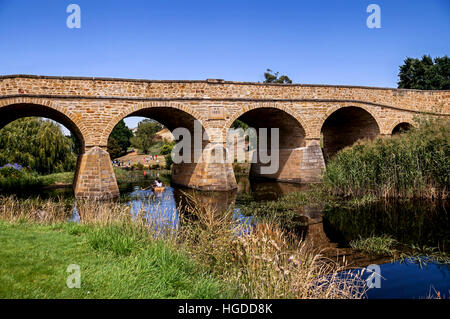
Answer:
1;75;448;115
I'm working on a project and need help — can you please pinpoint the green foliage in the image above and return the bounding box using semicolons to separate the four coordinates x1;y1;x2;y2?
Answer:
131;162;145;171
107;137;123;159
150;164;160;170
263;69;292;84
231;119;249;130
130;120;164;154
0;118;77;174
69;133;82;154
238;192;323;232
0;168;42;191
350;235;398;256
165;153;173;170
323;117;450;198
398;55;450;90
107;120;133;159
160;142;175;155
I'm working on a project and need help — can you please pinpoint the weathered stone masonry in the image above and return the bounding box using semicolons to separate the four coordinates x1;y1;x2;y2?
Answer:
0;75;448;199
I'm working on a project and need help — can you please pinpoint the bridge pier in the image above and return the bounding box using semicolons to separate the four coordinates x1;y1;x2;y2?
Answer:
171;143;237;191
74;146;120;200
250;139;325;183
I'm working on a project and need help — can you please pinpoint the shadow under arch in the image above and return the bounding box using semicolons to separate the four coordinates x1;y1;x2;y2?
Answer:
320;106;380;162
392;122;412;135
229;107;307;182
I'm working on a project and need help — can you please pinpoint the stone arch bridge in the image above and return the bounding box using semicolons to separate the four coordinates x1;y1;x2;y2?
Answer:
0;75;448;199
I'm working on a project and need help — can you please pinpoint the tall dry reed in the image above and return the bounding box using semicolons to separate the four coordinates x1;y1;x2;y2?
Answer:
178;192;366;299
323;117;449;199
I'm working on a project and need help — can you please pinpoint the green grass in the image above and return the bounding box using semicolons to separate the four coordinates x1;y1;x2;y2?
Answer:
0;221;234;299
0;167;136;191
349;235;398;256
38;172;74;186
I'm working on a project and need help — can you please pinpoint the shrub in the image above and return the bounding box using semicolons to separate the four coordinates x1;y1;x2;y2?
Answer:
160;142;175;155
150;164;160;170
165;154;173;170
0;166;42;191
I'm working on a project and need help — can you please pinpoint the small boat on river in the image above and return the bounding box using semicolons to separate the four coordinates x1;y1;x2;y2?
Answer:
140;185;165;192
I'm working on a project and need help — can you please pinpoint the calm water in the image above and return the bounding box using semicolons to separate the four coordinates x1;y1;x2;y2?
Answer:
356;259;450;299
8;170;450;299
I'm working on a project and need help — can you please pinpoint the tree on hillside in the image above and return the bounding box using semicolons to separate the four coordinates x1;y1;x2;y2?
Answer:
130;119;164;154
107;137;123;159
264;69;292;84
0;117;77;174
398;55;450;90
107;120;133;158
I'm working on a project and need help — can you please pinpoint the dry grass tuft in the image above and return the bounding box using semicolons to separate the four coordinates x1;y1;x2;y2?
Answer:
178;192;366;299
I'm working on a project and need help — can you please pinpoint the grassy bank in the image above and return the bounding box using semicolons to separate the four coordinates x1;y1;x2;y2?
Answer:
323;117;449;199
38;172;74;186
0;197;235;299
0;222;231;298
0;195;365;299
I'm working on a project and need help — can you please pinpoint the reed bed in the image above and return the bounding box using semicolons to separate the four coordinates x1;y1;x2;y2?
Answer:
178;192;366;299
323;117;449;199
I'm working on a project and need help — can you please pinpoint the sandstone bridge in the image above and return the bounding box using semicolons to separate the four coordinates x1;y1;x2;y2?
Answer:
0;75;448;199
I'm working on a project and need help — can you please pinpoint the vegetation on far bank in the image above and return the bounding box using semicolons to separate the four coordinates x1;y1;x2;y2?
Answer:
0;118;77;174
0;166;170;192
323;117;449;199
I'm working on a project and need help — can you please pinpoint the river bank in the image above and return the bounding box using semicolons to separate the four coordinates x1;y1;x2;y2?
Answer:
0;195;365;299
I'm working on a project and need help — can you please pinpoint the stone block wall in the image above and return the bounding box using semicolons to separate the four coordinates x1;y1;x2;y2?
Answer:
74;146;119;200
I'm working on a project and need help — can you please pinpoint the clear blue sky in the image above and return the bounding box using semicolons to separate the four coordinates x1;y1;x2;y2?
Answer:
1;0;449;130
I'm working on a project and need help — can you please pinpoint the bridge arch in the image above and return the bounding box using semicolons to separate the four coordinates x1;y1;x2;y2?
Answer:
224;106;317;182
103;102;237;191
320;106;380;161
224;104;309;141
0;98;89;198
0;98;85;152
102;102;208;147
391;122;413;135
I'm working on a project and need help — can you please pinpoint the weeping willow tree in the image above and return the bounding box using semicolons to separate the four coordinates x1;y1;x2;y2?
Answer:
0;118;77;174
